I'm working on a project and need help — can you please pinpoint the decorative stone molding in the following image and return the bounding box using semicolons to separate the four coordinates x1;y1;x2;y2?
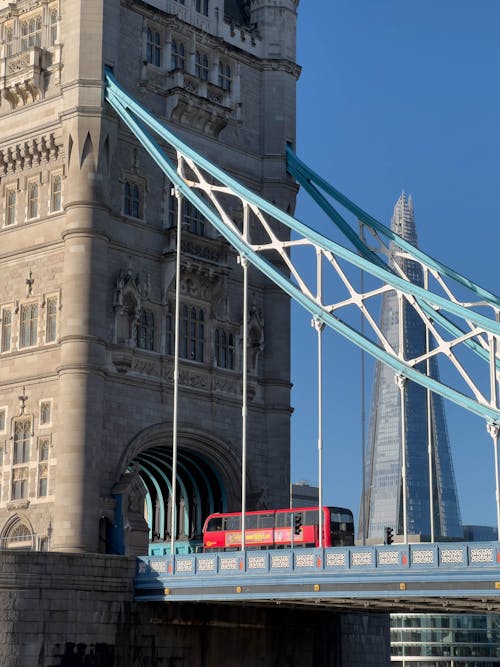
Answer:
0;131;61;174
165;74;233;138
0;45;62;109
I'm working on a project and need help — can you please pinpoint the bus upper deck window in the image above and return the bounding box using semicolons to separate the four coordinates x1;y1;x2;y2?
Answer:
207;517;223;531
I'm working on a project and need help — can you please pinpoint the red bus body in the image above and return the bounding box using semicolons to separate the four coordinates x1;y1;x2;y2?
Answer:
202;506;354;551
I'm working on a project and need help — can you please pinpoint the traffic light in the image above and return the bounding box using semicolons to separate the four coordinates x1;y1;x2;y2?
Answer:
384;526;394;545
294;513;302;535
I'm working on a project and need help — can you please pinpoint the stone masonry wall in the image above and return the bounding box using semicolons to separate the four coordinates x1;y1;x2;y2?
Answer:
0;552;390;667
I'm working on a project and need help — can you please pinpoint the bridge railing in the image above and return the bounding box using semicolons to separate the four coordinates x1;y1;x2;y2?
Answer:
136;542;500;582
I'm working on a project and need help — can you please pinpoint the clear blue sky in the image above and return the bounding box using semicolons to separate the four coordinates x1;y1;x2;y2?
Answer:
290;1;500;529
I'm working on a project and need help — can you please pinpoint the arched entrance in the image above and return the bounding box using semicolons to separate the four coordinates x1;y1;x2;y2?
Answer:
137;446;227;553
111;425;241;555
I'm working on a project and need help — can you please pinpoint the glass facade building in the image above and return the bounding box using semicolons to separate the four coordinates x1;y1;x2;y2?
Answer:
360;192;463;542
391;614;500;665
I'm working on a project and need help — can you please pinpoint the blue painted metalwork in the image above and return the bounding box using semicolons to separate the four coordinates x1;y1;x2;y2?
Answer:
287;147;500;371
137;463;167;540
104;70;500;423
134;542;500;605
286;148;500;309
144;451;201;534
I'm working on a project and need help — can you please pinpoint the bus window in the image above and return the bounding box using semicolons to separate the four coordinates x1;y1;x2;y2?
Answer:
245;514;258;529
224;516;240;531
257;513;274;528
275;511;292;528
206;517;223;531
331;510;353;524
303;510;319;526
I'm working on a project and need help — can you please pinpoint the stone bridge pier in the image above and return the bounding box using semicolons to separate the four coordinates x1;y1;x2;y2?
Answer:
0;552;390;666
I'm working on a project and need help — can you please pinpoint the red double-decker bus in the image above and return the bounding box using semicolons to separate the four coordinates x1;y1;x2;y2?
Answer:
202;506;354;551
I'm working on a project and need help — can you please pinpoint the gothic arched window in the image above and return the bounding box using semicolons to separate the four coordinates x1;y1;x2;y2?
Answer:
137;310;155;351
218;62;231;92
50;174;62;212
215;329;234;369
123;180;142;219
19;303;38;348
181;305;204;362
195;51;209;81
27;181;39;219
50;9;58;45
5;188;16;226
171;40;185;71
146;28;162;67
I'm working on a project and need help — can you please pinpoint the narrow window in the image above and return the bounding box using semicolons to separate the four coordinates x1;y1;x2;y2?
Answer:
196;51;209;81
50;174;62;212
5;27;13;57
183;200;205;236
0;408;6;432
39;401;52;427
38;437;49;497
34;16;42;47
166;301;173;354
19;303;38;348
12;469;29;500
219;62;231;92
137;310;155;351
171;41;185;71
45;297;57;343
5;189;16;226
146;28;161;67
27;182;38;219
181;305;204;361
196;0;209;16
0;308;12;352
21;22;29;51
50;9;58;45
124;180;142;219
13;419;30;465
215;329;234;369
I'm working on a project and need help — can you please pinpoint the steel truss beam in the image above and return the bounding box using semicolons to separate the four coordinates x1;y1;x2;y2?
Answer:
104;70;500;425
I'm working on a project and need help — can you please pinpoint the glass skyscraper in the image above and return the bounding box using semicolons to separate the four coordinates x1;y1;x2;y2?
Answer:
361;193;463;541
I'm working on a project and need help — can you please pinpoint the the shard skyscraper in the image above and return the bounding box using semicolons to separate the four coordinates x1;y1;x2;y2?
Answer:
361;193;463;541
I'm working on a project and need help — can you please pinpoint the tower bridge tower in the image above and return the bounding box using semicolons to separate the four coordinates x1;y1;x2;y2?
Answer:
0;0;300;554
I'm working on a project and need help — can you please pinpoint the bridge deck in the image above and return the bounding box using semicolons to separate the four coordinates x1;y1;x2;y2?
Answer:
135;542;500;613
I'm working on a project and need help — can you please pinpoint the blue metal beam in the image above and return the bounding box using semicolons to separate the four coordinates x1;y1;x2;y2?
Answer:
104;70;500;424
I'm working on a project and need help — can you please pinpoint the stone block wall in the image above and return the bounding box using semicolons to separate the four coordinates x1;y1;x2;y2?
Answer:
0;551;390;666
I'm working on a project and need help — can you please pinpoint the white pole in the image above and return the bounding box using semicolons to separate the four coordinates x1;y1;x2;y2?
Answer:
316;318;324;548
488;325;500;540
240;208;249;553
424;268;435;543
314;248;324;548
170;187;183;556
359;221;367;546
397;291;408;543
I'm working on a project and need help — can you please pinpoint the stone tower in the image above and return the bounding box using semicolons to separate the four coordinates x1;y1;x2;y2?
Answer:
0;0;300;554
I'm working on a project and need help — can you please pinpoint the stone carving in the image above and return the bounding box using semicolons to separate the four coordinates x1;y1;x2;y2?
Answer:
113;270;142;347
0;133;60;174
248;300;264;369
